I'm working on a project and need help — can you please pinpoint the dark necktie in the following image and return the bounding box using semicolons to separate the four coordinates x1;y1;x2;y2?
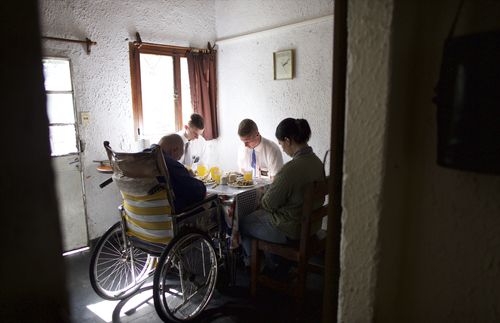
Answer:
183;142;190;165
251;149;256;173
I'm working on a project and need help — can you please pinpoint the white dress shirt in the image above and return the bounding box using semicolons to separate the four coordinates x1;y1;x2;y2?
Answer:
177;130;208;167
237;136;284;178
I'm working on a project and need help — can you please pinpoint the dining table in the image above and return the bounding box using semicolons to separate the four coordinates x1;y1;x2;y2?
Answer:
206;177;271;249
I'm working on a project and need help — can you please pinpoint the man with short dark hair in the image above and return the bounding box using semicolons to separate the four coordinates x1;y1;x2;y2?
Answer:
177;113;208;167
189;113;204;130
237;119;283;179
158;134;206;212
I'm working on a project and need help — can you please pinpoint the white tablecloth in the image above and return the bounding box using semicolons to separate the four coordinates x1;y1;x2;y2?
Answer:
207;178;270;248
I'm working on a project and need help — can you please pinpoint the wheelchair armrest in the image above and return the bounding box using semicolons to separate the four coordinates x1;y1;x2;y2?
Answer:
176;193;218;216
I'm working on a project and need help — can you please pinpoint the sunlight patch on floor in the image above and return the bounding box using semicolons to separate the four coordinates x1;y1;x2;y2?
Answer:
86;287;155;322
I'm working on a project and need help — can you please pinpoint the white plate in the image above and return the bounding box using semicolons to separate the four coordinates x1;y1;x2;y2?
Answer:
195;176;215;185
228;182;256;189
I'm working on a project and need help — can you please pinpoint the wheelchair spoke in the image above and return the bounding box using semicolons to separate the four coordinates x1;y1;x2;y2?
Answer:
90;222;153;300
154;232;218;321
98;260;126;287
107;233;125;254
170;280;211;315
97;258;125;280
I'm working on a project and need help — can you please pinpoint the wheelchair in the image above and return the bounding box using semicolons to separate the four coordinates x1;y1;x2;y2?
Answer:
89;141;232;322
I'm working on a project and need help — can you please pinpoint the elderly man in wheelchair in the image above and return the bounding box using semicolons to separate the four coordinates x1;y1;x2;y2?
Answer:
154;134;207;212
89;138;230;323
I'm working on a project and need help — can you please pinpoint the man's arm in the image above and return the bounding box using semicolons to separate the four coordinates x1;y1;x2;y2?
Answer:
237;145;248;173
175;165;206;208
165;157;206;212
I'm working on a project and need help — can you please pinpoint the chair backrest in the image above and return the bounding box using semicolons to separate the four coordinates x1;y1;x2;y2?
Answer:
299;176;329;254
104;141;176;245
322;150;330;175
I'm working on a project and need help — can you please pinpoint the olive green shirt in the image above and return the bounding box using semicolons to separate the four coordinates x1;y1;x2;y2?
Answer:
261;147;325;239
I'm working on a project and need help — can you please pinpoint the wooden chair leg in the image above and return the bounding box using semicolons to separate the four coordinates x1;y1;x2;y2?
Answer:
295;258;308;307
250;239;259;297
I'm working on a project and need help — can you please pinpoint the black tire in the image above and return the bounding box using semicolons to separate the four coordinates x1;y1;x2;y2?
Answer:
153;230;218;322
89;222;153;300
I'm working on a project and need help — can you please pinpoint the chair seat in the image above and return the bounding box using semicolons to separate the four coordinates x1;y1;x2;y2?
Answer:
250;177;330;306
256;233;325;259
255;235;326;273
256;240;301;261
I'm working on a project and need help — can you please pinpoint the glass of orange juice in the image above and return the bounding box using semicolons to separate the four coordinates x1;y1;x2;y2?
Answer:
243;169;253;182
212;168;222;183
210;166;220;179
197;164;207;177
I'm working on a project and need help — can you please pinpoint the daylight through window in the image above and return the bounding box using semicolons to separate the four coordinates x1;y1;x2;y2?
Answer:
129;43;193;143
42;58;78;156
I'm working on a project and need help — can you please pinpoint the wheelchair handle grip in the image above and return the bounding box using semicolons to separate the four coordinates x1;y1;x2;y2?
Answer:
99;177;113;189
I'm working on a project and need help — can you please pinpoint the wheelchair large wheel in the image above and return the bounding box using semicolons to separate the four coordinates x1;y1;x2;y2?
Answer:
153;231;218;322
89;222;154;300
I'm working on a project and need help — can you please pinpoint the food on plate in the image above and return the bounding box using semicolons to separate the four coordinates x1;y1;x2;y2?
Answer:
228;174;238;184
232;179;254;186
203;178;215;184
226;172;239;182
195;174;215;185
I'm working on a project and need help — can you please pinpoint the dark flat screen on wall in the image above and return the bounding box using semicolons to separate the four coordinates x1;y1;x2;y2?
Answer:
434;31;500;175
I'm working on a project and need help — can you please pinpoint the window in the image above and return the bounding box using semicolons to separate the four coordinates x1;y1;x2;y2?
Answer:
42;58;79;156
129;43;193;141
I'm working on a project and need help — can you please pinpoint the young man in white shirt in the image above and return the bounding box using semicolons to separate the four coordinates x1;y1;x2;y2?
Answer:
177;113;208;167
237;119;283;179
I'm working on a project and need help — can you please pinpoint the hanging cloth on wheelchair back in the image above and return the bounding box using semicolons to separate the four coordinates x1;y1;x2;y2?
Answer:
104;142;176;245
433;0;500;174
120;188;174;244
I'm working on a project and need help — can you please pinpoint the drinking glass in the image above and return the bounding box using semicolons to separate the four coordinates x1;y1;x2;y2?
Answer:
197;164;207;177
210;166;220;179
212;168;222;183
243;169;253;181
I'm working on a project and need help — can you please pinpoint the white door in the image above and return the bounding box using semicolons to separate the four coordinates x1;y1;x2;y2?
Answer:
43;58;88;252
52;156;87;251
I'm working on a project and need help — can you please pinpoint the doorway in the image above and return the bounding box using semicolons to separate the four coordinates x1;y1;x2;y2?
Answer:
43;57;88;252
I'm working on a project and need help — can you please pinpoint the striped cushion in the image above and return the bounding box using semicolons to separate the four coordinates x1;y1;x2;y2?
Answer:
121;189;174;244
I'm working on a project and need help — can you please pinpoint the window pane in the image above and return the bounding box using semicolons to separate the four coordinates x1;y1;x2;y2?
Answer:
140;53;175;136
49;125;78;156
46;93;75;124
43;59;72;91
181;57;193;126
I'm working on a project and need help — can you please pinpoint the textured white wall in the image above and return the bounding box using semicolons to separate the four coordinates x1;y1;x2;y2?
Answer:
351;0;500;321
213;0;333;173
392;1;500;321
39;0;216;239
341;0;393;321
215;0;334;39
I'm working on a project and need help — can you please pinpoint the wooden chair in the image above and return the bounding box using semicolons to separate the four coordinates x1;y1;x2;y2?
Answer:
250;176;330;304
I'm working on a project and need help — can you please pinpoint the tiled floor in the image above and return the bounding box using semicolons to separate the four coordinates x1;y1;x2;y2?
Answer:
65;247;324;323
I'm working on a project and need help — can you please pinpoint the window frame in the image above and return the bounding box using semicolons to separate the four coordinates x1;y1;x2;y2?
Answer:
42;56;80;157
129;42;190;139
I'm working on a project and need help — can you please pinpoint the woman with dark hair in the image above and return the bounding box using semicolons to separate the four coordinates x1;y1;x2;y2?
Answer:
239;118;325;274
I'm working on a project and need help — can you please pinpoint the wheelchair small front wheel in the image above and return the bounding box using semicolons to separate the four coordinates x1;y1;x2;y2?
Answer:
89;222;154;300
153;230;218;322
